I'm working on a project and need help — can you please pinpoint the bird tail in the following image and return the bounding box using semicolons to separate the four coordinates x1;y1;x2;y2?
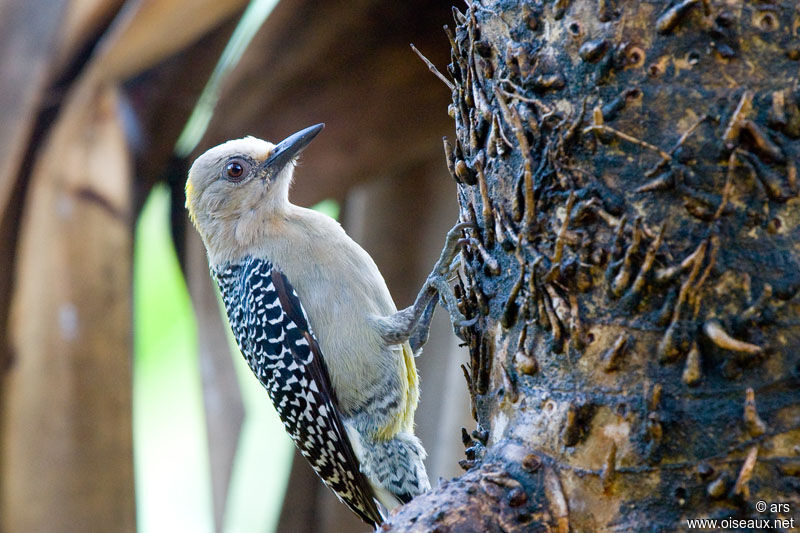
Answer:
351;429;431;511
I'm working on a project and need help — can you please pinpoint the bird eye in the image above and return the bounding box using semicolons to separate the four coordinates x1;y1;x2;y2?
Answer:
225;159;248;182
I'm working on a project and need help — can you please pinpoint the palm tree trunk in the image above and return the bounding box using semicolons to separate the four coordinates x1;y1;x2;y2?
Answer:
387;1;800;530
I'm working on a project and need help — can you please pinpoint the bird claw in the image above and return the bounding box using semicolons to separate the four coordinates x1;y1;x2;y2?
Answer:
421;221;478;329
422;271;470;329
434;221;477;276
455;316;479;328
397;221;477;350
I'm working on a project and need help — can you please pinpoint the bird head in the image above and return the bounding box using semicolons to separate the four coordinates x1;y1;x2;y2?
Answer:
186;123;324;261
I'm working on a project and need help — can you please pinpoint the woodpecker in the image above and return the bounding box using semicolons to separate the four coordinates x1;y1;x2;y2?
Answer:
186;123;471;527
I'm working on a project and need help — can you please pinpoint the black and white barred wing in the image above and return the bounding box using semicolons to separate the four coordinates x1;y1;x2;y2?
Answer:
236;259;382;527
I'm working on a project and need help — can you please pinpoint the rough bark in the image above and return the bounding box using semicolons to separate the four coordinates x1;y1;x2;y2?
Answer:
386;1;800;531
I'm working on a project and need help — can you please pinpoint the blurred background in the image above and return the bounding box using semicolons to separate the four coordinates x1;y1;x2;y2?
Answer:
0;0;471;531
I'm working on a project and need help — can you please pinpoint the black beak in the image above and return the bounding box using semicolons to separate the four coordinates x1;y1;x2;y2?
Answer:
259;123;325;178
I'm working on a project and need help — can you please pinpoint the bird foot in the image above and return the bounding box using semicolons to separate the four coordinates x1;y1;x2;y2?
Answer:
432;221;475;277
420;221;476;329
378;221;476;348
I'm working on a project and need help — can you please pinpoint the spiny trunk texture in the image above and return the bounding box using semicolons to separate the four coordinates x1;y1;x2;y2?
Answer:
386;1;800;531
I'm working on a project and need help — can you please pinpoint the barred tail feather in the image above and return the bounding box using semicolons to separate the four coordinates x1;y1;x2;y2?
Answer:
345;425;431;511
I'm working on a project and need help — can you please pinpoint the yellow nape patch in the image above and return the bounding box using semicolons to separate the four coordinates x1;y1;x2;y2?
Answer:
185;179;197;222
375;342;419;441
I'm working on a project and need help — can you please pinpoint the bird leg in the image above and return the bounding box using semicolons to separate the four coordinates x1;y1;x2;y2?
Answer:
376;221;476;349
408;297;437;353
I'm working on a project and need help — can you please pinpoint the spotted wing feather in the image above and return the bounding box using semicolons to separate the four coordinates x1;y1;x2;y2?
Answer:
213;258;382;527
